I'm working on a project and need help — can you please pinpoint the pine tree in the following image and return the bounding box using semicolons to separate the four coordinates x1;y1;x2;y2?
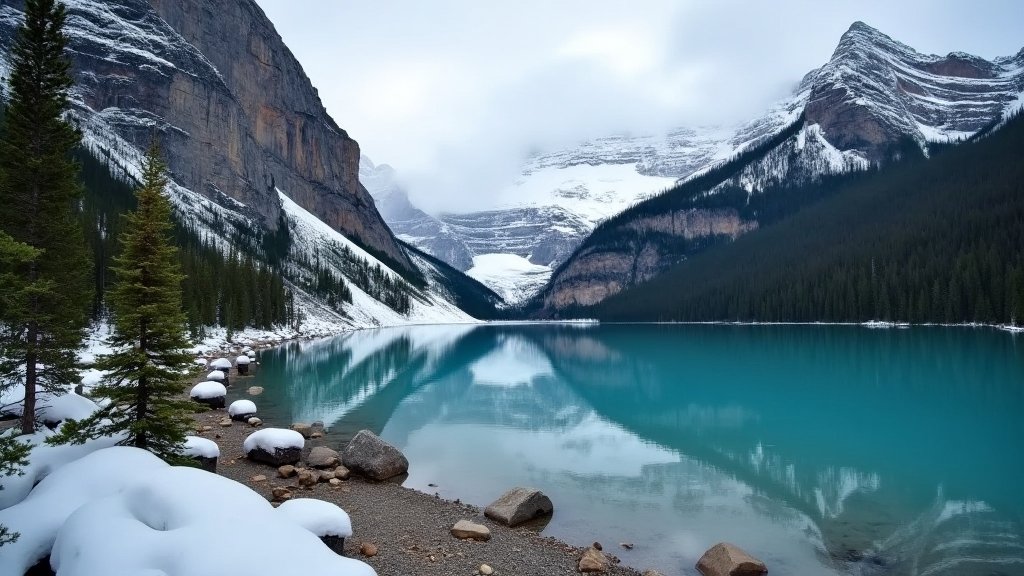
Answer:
0;0;91;434
49;142;194;462
0;232;34;547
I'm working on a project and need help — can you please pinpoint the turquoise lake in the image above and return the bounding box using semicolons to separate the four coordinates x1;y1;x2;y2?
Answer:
236;324;1024;575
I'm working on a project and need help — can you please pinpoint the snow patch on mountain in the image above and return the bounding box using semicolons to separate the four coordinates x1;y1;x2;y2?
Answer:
466;254;552;305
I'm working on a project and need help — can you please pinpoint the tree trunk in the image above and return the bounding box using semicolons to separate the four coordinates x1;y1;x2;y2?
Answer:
21;323;37;435
135;321;147;450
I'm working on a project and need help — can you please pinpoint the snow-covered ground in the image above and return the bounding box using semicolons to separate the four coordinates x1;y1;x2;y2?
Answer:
0;445;375;576
466;254;552;305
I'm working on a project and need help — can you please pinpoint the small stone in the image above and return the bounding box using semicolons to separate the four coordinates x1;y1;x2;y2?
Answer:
696;542;767;576
479;564;494;575
297;469;318;487
271;487;292;502
592;542;603;551
247;386;264;396
333;465;351;480
579;547;608;573
307;446;341;469
291;422;313;438
310;431;323;439
278;464;296;478
328;478;342;487
247;417;263;427
642;570;666;576
318;470;335;482
250;474;267;483
201;425;213;432
621;543;634;550
360;542;378;557
450;519;491;541
219;418;232;427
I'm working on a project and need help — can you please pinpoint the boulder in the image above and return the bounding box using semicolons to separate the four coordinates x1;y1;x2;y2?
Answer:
642;571;666;576
278;464;296;478
696;543;767;576
192;455;217;473
307;446;341;469
247;386;264;396
247;417;263;427
450;519;491;541
579;547;608;573
341;430;409;480
228;399;257;421
243;429;304;467
484;487;553;527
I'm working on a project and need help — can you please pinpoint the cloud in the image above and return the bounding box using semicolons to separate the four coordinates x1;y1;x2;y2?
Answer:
254;0;1023;214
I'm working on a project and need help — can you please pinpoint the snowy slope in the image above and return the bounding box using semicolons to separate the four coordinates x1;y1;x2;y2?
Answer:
466;254;552;305
0;0;481;335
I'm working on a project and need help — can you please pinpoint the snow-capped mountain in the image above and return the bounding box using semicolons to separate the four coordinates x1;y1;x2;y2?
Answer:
0;0;494;329
366;22;1023;308
536;22;1024;313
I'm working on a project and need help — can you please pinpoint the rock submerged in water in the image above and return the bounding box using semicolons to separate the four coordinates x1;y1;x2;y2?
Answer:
341;429;409;480
450;519;491;541
696;542;767;576
484;487;554;527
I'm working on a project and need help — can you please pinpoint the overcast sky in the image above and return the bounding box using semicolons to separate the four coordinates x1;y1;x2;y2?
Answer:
254;1;1023;213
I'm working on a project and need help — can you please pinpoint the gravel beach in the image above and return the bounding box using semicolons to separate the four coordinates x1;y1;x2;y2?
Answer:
190;372;649;576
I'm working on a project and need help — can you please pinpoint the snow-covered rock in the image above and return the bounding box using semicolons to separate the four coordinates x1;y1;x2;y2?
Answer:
210;358;233;371
182;436;220;459
206;369;226;382
235;355;250;365
228;399;257;421
276;498;353;538
190;381;227;409
244;428;304;466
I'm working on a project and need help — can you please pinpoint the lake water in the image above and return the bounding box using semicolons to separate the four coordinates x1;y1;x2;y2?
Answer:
235;324;1024;575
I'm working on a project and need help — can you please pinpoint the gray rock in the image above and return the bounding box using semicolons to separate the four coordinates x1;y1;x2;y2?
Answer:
247;417;263;427
333;465;351;480
246;445;301;467
341;429;409;481
247;386;264;396
450;519;491;541
484;487;553;527
307;446;341;469
642;571;666;576
696;542;767;576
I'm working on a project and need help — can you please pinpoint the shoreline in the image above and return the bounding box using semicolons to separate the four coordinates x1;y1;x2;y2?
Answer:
189;373;646;576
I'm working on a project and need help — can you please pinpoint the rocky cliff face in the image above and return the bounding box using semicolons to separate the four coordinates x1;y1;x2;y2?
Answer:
0;0;410;272
803;22;1024;163
535;22;1024;314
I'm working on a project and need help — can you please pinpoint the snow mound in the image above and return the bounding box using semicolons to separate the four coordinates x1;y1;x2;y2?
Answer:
228;399;257;418
0;446;167;574
236;355;251;365
206;369;226;381
182;436;220;459
243;428;304;453
277;498;353;538
38;391;99;423
0;431;120;510
190;381;226;400
210;358;233;370
193;358;209;367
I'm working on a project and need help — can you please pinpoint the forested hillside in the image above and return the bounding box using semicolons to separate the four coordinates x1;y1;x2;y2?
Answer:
591;113;1024;325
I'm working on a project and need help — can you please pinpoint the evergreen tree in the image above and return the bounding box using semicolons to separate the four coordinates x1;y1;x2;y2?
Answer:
50;142;194;462
0;0;91;434
0;232;34;547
